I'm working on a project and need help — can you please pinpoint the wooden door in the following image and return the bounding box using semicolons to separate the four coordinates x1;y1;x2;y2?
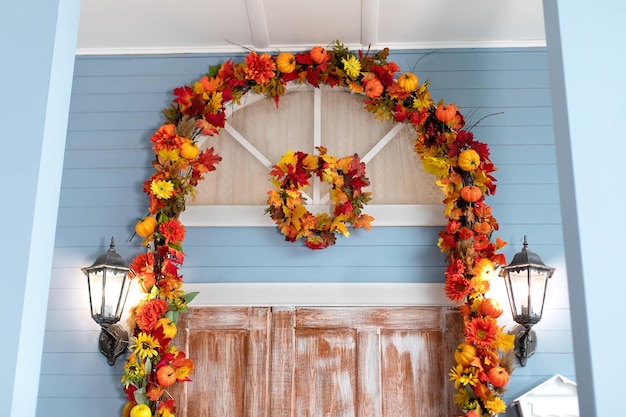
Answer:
175;306;462;417
174;307;271;417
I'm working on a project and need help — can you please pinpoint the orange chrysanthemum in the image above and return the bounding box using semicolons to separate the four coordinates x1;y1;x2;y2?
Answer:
445;274;471;303
159;218;186;245
135;299;169;333
150;124;183;152
465;317;499;348
244;52;276;84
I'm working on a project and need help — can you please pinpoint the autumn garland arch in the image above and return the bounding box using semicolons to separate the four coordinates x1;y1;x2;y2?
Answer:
122;41;513;417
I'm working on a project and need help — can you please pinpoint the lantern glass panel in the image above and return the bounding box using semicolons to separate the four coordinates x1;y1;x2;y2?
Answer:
87;268;104;320
529;266;550;320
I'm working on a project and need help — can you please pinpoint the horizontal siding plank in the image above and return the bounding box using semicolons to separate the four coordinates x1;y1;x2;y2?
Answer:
473;126;556;146
38;375;124;397
43;330;99;353
180;265;446;284
37;398;126;417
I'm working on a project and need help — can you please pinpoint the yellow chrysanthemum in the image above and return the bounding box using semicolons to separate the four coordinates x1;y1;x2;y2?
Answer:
150;179;175;199
341;55;361;79
157;148;180;164
421;156;451;179
130;332;160;360
484;397;507;414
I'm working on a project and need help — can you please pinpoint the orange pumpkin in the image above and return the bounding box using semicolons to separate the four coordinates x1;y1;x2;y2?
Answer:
310;46;328;64
454;342;478;367
488;366;510;388
135;216;157;237
397;72;419;93
460;185;482;203
480;298;503;318
458;148;480;171
364;78;384;98
180;141;199;159
276;51;296;73
435;103;457;123
156;365;177;387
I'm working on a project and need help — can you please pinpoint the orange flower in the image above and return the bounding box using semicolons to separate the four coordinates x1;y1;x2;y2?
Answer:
465;317;499;348
445;274;471;303
473;222;492;235
150;124;183;152
135;299;169;333
244;52;276;84
129;253;156;293
159;218;186;246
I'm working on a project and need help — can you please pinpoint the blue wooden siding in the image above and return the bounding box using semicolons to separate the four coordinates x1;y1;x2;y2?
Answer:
40;48;573;416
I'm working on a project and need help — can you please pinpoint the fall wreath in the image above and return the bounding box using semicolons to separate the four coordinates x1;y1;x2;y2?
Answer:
122;40;512;417
266;147;374;250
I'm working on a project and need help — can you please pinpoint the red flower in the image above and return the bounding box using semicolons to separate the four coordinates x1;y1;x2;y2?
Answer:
458;227;473;240
473;234;490;251
244;52;276;84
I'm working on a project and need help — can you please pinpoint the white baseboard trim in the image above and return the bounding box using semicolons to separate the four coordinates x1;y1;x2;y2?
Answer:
183;282;454;307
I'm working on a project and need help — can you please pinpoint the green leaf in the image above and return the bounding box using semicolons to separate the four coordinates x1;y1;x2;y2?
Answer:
133;387;148;405
166;309;179;323
144;358;152;375
184;291;200;303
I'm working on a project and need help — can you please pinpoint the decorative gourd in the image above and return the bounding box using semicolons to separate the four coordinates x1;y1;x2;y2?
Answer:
435;103;457;123
155;365;177;387
474;257;495;278
454;342;478;366
460;185;482;203
480;298;503;319
180;140;199;159
276;52;296;73
397;72;419;93
135;216;157;238
364;78;384;98
488;366;510;388
458;148;480;171
310;46;328;64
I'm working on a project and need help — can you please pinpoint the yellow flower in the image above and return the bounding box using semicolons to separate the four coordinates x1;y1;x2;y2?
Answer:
449;364;478;389
150;179;175;199
341;55;361;79
121;354;145;388
484;397;507;414
421;156;451;179
157;148;180;164
130;332;160;360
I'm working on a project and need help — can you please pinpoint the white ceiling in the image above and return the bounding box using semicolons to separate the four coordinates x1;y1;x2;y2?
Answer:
76;0;546;55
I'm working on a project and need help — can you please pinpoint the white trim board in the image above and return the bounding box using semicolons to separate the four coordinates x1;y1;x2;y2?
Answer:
180;204;446;227
183;282;454;307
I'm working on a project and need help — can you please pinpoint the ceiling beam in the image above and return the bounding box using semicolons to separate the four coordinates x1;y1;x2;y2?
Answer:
245;0;271;49
361;0;379;47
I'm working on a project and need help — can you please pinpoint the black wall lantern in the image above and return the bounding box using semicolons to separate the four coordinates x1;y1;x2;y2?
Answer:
81;237;134;365
498;236;555;366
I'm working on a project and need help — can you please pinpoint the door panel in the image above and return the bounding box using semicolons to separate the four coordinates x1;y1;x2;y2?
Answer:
176;306;462;417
